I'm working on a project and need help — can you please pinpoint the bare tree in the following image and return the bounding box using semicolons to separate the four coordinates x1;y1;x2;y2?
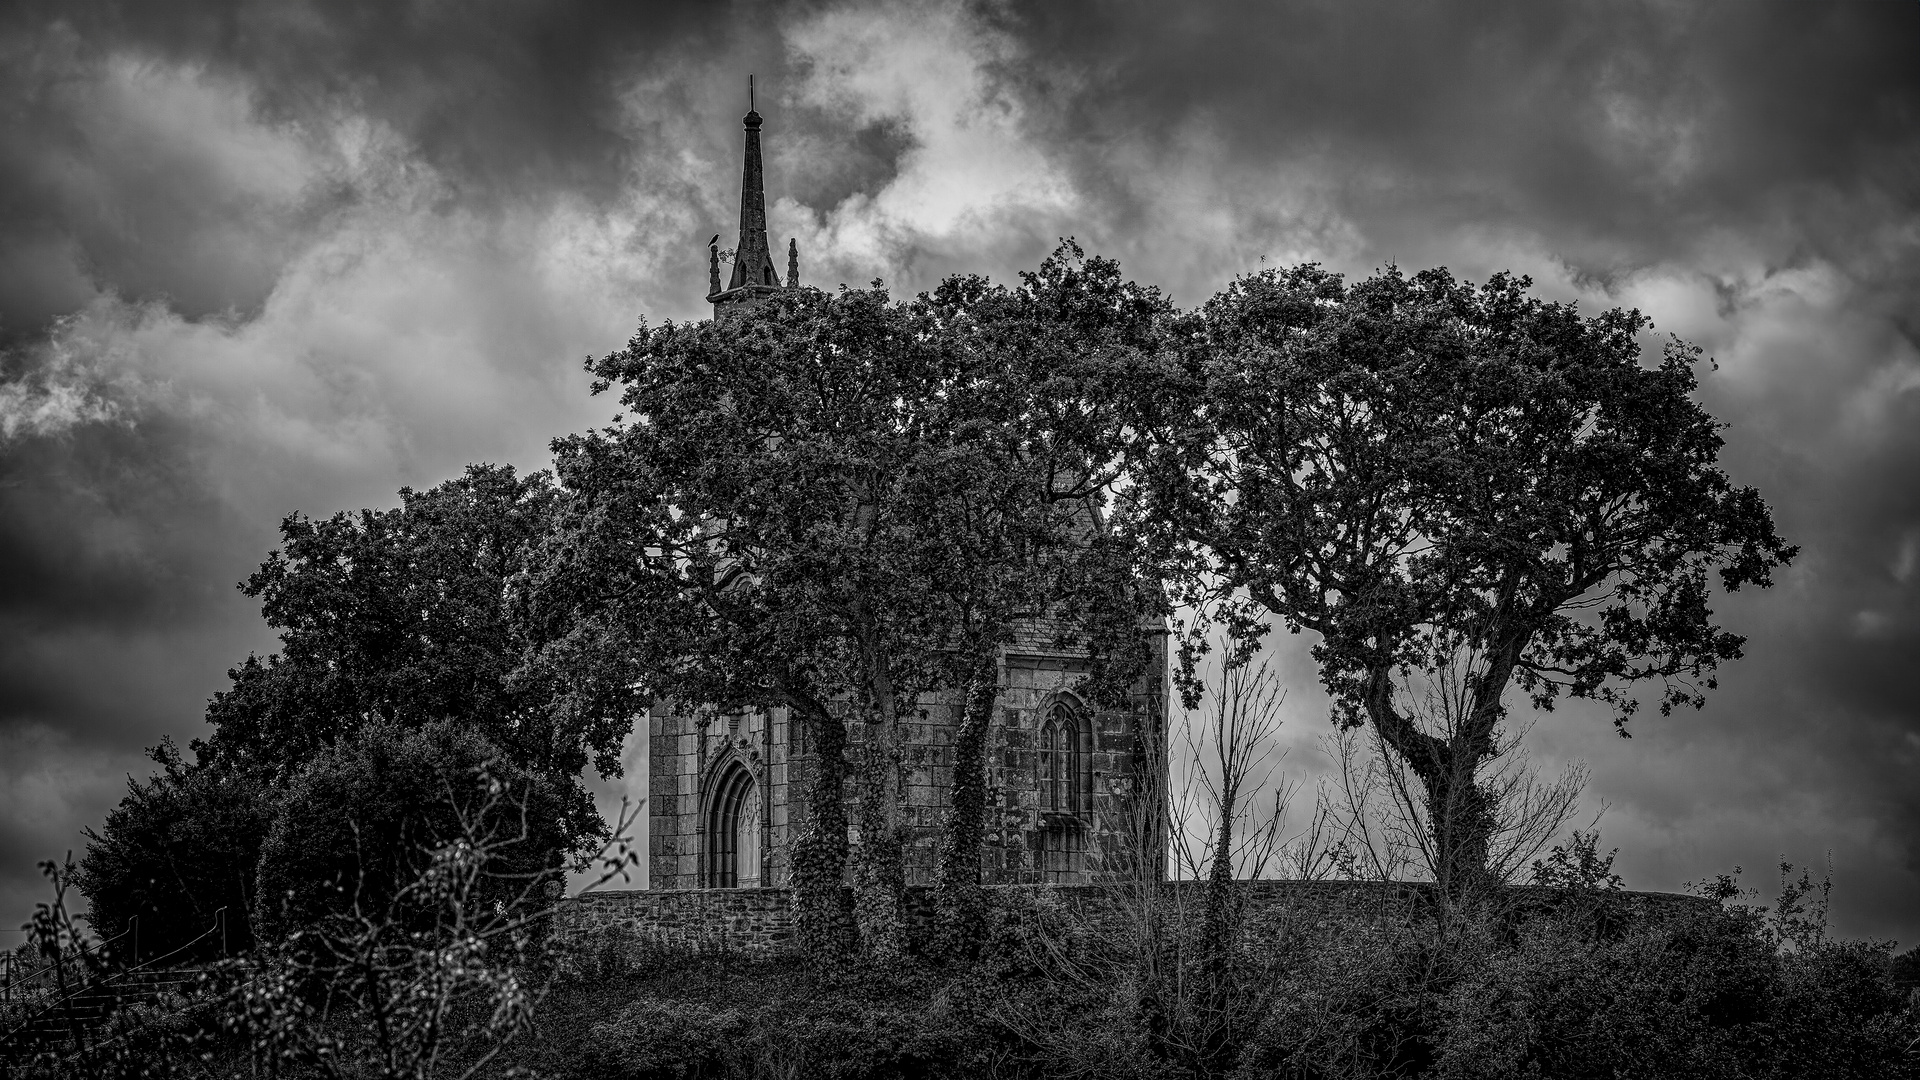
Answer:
232;783;642;1080
6;774;642;1080
1167;646;1295;887
1001;635;1304;1078
1292;668;1592;921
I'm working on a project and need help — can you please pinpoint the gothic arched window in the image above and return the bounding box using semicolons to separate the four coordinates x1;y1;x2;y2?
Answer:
1037;701;1090;816
705;762;761;888
1035;699;1093;883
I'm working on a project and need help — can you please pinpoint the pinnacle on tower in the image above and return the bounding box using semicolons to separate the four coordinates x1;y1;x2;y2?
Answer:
710;76;796;318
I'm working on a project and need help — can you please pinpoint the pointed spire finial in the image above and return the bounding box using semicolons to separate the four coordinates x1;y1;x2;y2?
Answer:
787;238;798;288
711;78;779;316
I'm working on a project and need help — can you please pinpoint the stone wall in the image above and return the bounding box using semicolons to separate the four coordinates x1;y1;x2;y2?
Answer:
556;880;1714;959
563;885;802;955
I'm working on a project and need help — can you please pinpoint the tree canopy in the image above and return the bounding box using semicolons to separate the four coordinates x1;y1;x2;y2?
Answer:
80;464;600;951
522;249;1168;957
1129;264;1795;883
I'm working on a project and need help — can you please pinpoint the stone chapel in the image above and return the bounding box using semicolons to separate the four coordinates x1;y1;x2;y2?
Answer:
645;96;1168;892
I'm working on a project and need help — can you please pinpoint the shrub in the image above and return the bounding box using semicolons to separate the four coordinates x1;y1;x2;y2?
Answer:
74;740;271;962
580;998;746;1079
1227;888;1920;1080
563;952;1011;1080
252;718;589;943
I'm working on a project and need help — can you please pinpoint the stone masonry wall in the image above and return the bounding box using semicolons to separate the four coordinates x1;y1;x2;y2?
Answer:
563;885;802;955
556;880;1713;958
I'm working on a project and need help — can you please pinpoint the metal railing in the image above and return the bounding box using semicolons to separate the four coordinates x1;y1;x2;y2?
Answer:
0;908;230;1056
2;915;139;1006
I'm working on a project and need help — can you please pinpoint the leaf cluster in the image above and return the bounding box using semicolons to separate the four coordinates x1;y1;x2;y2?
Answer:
521;246;1173;733
1137;264;1795;734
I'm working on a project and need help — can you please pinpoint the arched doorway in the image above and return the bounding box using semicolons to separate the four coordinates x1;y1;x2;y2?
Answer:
705;762;761;888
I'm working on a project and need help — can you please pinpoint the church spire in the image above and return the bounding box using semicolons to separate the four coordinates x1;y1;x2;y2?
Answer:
710;76;794;317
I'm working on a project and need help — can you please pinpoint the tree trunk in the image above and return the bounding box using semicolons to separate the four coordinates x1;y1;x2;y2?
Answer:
1200;800;1237;963
1419;757;1494;896
1193;776;1242;1075
791;709;855;960
851;648;910;959
1362;665;1496;895
933;663;996;962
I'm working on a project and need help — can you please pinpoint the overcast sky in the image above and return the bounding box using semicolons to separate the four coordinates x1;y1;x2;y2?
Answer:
1;0;1916;947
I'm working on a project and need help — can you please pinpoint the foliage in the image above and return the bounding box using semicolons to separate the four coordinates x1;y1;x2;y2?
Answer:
9;775;641;1080
523;251;1161;959
75;741;271;961
216;463;583;776
1529;830;1623;892
567;956;1011;1080
1129;264;1797;886
252;719;587;945
76;464;608;970
513;870;1918;1080
231;819;550;1079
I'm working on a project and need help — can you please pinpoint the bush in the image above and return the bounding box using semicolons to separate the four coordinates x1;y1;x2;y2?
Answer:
252;718;589;943
1227;890;1920;1080
560;952;1011;1080
74;740;271;962
581;998;746;1079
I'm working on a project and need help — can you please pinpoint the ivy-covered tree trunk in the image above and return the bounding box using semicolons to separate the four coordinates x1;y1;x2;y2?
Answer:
852;640;911;959
792;710;856;960
1192;757;1243;1074
1419;758;1495;894
1366;667;1500;896
933;663;996;962
1200;801;1237;967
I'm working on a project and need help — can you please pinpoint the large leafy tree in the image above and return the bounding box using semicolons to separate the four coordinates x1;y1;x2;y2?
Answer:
523;253;1160;959
1132;265;1794;888
80;464;602;949
524;283;970;958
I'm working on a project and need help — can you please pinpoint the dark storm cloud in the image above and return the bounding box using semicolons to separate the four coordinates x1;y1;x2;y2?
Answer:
989;0;1920;276
26;0;721;195
0;0;925;339
0;2;670;336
